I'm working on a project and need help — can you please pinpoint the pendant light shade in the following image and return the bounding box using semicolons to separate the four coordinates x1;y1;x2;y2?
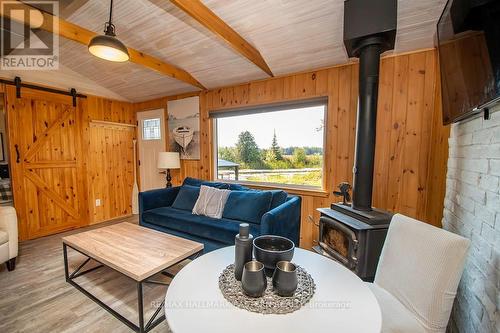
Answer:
88;34;129;62
88;0;129;62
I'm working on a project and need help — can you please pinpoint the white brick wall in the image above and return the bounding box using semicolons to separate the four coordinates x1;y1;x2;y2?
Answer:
443;105;500;333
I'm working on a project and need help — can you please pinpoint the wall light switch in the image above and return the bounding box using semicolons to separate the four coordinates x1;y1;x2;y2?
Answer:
96;199;101;207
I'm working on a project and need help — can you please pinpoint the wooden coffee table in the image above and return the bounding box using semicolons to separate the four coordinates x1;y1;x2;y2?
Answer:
62;223;203;333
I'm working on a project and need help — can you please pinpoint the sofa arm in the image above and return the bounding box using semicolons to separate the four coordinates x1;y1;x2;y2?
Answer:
260;196;301;247
139;187;180;213
0;206;18;259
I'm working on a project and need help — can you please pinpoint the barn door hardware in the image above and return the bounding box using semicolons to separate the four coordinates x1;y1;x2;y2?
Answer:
70;88;77;107
0;77;87;104
14;77;21;98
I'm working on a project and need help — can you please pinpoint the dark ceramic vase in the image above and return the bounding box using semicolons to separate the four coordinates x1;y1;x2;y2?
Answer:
272;261;298;297
234;223;253;281
241;261;267;298
253;235;295;277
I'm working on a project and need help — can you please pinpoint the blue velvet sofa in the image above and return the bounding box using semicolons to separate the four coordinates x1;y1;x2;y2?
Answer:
139;177;301;253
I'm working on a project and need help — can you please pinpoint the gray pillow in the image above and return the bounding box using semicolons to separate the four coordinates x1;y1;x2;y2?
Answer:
192;185;231;219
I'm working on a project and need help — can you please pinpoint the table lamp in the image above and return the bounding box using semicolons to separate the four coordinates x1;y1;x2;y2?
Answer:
158;152;180;188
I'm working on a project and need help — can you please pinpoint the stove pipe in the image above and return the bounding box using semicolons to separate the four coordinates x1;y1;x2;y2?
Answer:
343;0;397;211
351;39;384;211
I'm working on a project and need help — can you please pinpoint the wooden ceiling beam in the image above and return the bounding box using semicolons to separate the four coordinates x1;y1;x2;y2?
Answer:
0;0;206;90
168;0;274;77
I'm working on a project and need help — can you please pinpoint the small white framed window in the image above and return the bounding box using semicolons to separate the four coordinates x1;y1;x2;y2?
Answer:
142;118;161;140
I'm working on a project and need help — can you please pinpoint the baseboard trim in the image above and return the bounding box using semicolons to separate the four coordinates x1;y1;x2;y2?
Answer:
90;214;135;225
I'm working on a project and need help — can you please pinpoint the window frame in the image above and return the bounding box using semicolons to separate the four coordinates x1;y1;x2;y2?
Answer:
141;117;162;141
211;97;328;191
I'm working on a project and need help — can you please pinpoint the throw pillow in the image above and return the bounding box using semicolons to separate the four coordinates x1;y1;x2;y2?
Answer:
223;190;272;224
183;177;204;187
192;185;231;219
171;185;200;211
182;177;230;189
270;190;288;209
228;183;251;191
201;181;230;189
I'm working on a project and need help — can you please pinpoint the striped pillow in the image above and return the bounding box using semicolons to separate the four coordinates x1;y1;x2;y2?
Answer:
192;185;231;219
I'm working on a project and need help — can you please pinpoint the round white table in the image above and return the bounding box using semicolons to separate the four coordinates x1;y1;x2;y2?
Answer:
165;246;381;333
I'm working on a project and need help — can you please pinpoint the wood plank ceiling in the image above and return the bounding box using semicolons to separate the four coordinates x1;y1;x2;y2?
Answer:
1;0;447;102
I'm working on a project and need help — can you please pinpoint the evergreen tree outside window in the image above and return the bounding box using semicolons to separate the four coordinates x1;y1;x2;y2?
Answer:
213;100;326;189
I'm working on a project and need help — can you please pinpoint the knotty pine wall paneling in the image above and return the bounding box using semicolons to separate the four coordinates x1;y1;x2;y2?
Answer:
424;58;451;228
3;83;136;240
135;49;449;250
86;96;136;225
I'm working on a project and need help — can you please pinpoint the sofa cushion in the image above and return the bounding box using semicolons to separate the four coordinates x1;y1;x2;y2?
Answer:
223;190;272;224
269;190;287;209
142;207;260;244
216;182;286;209
228;183;251;191
171;185;200;211
182;177;230;189
201;181;230;189
140;221;228;253
183;177;203;187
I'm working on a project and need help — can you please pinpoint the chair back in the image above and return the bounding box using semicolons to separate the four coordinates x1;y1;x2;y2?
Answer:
374;214;470;331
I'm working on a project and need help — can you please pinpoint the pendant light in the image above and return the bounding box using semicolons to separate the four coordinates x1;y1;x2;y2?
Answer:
88;0;129;62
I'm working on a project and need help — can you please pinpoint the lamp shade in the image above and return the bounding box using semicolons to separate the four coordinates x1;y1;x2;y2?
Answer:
158;152;180;169
88;34;129;62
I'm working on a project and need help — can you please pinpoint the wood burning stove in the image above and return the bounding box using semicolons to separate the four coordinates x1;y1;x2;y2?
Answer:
319;213;358;270
314;206;391;281
314;0;397;281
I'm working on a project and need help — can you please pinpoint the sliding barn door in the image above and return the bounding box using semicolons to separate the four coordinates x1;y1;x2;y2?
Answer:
6;86;88;240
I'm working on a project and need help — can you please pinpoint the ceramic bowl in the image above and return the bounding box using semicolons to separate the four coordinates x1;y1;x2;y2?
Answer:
253;235;295;276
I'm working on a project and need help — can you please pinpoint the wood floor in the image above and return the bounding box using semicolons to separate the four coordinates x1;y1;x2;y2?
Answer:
0;216;185;333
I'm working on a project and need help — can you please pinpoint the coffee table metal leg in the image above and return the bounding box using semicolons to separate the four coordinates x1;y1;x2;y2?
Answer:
160;271;176;279
63;243;69;282
63;243;173;333
137;281;166;333
146;299;165;330
138;282;145;333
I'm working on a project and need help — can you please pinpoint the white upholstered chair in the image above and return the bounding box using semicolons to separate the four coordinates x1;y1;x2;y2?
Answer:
0;206;18;271
366;214;470;333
